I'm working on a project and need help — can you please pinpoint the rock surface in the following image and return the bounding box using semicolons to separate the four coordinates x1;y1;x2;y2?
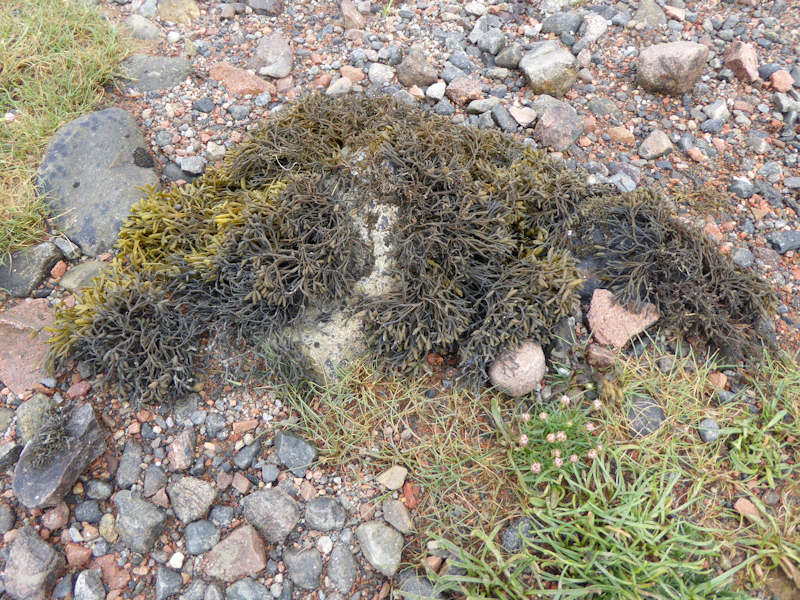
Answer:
275;432;317;477
167;476;216;523
0;299;54;396
157;0;200;23
114;490;167;553
628;395;666;438
251;32;293;79
37;108;159;257
242;488;299;542
13;403;106;509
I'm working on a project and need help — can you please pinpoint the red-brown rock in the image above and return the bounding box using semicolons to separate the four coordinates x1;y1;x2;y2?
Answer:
5;527;65;600
770;70;794;93
42;502;69;531
340;0;365;29
65;542;93;569
209;63;276;96
724;42;759;83
445;77;483;105
93;554;132;590
0;299;54;396
587;289;659;348
200;524;266;582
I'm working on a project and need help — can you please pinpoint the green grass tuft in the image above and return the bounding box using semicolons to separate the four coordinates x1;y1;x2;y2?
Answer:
0;0;128;258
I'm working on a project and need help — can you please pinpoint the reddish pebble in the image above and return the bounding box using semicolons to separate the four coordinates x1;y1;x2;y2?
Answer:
66;380;91;399
66;542;93;569
42;501;69;530
770;70;794;93
686;147;707;162
232;419;258;434
50;260;67;279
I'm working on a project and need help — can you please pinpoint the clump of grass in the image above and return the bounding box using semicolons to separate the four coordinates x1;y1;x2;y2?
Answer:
436;453;746;600
0;0;127;258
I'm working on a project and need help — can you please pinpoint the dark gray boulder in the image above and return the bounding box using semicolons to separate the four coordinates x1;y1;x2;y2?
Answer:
36;108;159;256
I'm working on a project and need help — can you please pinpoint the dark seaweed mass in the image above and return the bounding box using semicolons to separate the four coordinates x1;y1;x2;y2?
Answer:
47;94;776;404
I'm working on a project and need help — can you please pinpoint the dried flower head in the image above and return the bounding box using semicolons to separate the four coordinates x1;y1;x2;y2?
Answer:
587;448;598;460
530;462;542;474
556;430;567;441
539;412;548;421
570;454;579;463
554;457;564;468
560;394;571;405
521;412;531;422
546;433;556;443
519;434;529;447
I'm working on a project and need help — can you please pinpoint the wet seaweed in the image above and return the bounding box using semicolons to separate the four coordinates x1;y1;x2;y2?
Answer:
47;94;778;403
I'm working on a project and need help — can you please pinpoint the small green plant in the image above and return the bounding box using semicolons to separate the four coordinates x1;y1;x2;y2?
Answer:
510;396;603;487
381;0;395;17
436;451;746;600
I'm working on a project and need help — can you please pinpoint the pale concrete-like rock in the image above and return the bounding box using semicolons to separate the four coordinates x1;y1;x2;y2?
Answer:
166;476;216;523
638;129;673;159
356;521;403;577
119;54;191;92
636;42;709;95
533;102;583;151
587;289;658;348
489;341;546;397
376;465;408;490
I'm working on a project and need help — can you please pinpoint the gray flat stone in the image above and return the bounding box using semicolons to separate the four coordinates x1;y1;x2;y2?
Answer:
275;432;317;477
226;578;269;600
628;395;665;438
355;521;403;577
766;231;800;254
167;476;216;523
327;544;357;593
242;488;299;543
284;548;322;590
36;108;159;257
155;565;183;600
114;491;167;553
305;496;346;531
116;440;143;489
119;54;191;92
59;261;105;291
0;242;62;298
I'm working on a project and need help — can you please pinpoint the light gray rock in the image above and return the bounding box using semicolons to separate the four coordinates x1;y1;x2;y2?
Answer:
494;43;523;69
58;261;105;291
698;418;720;443
368;63;394;85
633;0;666;27
4;527;65;600
124;14;161;39
119;54;191;92
518;41;577;98
251;33;293;79
636;42;709;96
36;108;159;256
246;0;283;15
305;496;346;531
284;548;322;590
13;403;106;509
398;573;441;600
225;579;269;600
276;432;317;477
489;342;546;397
114;491;167;553
155;565;183;600
326;77;352;96
167;476;216;523
638;130;673;160
382;499;414;534
355;521;403;577
327;544;357;594
74;569;105;600
242;488;299;543
181;580;208;600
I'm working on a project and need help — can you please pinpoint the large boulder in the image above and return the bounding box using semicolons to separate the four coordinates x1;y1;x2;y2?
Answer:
157;0;200;23
13;403;106;509
518;41;577;97
36;108;159;257
636;42;709;95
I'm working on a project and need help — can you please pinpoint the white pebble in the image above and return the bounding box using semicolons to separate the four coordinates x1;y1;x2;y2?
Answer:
317;536;333;554
167;31;182;43
168;552;185;569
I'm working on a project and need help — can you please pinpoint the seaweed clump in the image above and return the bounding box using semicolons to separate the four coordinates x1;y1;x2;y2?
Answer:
47;94;777;403
28;406;72;469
